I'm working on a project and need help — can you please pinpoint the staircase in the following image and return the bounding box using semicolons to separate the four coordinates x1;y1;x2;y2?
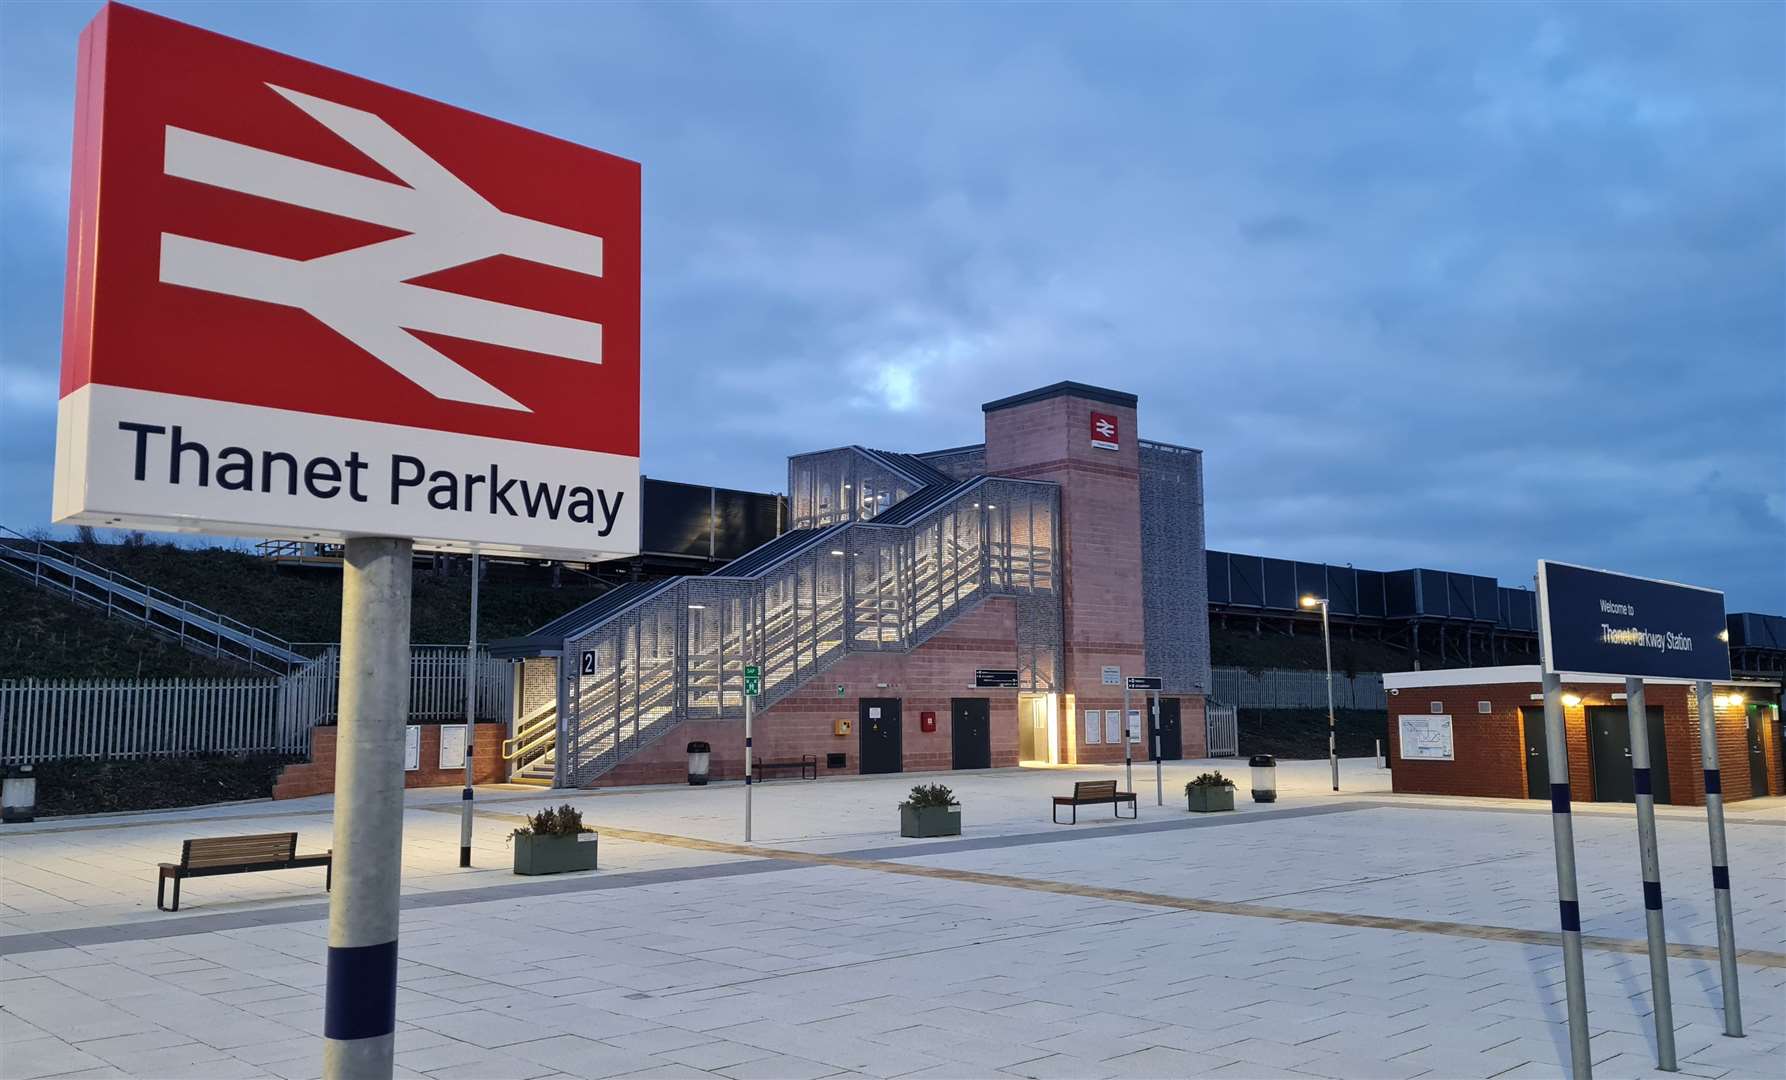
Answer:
0;525;307;675
542;470;1062;788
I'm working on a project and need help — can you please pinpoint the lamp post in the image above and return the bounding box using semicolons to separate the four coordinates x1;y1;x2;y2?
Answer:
1301;595;1337;792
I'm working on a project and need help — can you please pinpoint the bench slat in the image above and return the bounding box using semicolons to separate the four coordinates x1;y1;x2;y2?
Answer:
182;833;296;869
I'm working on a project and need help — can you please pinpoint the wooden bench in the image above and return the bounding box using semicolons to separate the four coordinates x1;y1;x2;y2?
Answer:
1051;780;1138;824
754;755;818;781
157;833;331;912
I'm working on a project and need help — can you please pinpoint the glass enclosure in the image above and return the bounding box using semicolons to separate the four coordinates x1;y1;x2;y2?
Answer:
561;476;1061;785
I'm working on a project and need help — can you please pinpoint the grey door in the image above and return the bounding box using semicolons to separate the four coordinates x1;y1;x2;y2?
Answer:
1150;698;1183;761
1747;705;1770;797
859;698;903;774
951;698;991;770
1587;705;1669;804
1522;707;1549;801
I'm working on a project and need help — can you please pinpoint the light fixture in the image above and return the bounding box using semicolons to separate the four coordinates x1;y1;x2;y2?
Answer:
829;550;845;556
1718;629;1729;642
1727;693;1746;707
687;604;706;610
986;504;996;510
1561;693;1581;707
1299;595;1326;609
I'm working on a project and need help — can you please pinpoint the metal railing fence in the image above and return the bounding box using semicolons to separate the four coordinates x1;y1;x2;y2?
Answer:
1205;702;1238;757
1210;667;1388;712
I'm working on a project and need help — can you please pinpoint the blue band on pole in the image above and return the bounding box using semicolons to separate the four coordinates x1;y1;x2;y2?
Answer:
1703;769;1721;795
323;940;398;1041
1549;783;1571;815
745;737;752;747
1633;768;1651;796
461;788;472;800
1642;880;1662;910
1559;900;1581;933
1712;865;1730;890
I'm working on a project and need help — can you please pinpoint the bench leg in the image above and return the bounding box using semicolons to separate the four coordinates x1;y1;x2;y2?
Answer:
167;874;181;912
325;862;333;891
156;874;166;912
1118;800;1137;820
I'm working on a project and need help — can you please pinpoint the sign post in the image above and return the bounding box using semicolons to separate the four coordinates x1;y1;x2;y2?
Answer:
1695;680;1744;1037
1539;560;1735;1072
459;554;478;868
744;663;760;842
1120;673;1132;794
49;9;643;1078
1127;677;1163;804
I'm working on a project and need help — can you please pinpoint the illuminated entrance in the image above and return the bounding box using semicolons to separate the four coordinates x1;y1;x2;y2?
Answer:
1017;693;1058;764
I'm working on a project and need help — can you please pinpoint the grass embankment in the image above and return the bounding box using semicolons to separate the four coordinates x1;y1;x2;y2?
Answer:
26;754;301;817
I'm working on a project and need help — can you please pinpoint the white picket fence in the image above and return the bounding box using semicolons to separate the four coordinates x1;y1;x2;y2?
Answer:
0;646;511;765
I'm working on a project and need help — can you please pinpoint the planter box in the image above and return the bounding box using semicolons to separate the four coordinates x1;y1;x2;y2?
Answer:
900;804;961;838
512;831;599;875
1186;787;1235;813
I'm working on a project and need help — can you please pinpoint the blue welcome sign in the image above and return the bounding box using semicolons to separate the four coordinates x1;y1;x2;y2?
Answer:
1538;561;1731;681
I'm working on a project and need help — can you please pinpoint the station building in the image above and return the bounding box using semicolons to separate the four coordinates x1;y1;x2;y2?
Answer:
1382;667;1783;805
493;382;1213;787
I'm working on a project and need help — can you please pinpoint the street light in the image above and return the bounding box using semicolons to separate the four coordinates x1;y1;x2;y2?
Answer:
1301;594;1338;791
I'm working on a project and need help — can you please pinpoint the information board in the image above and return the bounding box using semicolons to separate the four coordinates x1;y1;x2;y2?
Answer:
437;724;467;771
1398;715;1454;761
1538;561;1730;681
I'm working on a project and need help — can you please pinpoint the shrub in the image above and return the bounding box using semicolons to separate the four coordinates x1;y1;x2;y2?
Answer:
900;783;956;809
1184;771;1234;794
512;803;593;837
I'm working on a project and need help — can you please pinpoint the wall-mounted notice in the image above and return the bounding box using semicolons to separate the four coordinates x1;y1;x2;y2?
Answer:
1127;709;1142;744
1103;710;1122;745
1083;710;1103;744
438;724;467;771
404;725;420;771
1399;715;1454;761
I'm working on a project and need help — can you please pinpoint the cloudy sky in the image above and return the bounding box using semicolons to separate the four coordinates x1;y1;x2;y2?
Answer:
3;1;1782;610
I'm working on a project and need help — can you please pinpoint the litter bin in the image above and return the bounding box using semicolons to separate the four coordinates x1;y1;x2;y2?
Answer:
1249;754;1277;804
686;741;712;786
2;764;37;823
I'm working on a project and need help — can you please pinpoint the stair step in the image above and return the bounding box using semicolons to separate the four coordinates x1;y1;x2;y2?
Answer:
509;774;552;787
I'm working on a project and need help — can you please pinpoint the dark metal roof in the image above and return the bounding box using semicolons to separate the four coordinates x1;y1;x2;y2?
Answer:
867;478;973;526
489;579;678;659
981;381;1137;413
707;523;848;578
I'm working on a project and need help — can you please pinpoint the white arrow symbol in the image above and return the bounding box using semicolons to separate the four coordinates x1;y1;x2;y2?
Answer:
159;84;606;412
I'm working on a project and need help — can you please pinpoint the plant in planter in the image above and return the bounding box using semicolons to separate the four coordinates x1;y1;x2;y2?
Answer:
899;783;961;838
510;803;599;875
1184;772;1236;813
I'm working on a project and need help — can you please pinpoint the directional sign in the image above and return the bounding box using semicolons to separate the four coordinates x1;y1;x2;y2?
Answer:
1538;561;1730;681
743;664;761;697
1125;676;1162;691
51;4;640;562
974;669;1019;689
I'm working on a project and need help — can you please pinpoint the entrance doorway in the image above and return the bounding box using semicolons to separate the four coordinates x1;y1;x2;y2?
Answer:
1150;698;1183;761
1521;706;1549;800
951;698;991;770
1017;694;1051;763
1587;705;1670;804
1747;704;1770;797
858;698;903;774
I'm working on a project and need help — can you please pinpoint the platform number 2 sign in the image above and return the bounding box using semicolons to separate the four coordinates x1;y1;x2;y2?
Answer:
580;650;597;676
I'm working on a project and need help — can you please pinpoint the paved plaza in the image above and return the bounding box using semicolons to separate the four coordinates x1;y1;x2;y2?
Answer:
2;759;1782;1080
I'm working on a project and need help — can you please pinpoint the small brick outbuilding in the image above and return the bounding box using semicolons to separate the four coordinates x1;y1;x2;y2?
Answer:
1382;665;1782;805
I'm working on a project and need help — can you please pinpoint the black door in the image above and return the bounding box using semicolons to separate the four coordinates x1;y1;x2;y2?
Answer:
1747;705;1770;797
1150;698;1183;761
951;698;991;770
859;698;903;774
1522;707;1549;801
1587;705;1669;804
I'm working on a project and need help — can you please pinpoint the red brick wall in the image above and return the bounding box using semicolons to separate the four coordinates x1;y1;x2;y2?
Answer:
984;392;1146;765
589;599;1024;787
273;721;508;799
1388;682;1778;804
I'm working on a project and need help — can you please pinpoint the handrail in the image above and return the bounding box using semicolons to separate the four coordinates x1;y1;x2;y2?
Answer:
502;699;558;759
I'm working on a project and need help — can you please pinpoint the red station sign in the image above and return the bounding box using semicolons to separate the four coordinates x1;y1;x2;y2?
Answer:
53;3;641;560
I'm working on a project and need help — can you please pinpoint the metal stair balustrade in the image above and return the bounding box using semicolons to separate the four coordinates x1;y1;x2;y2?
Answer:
556;476;1059;787
0;525;307;674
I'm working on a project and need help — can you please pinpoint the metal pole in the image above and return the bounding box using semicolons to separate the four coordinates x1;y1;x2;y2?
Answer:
1542;669;1593;1080
459;554;478;869
1695;680;1743;1037
1627;677;1677;1071
744;686;753;843
1152;692;1162;806
323;537;412;1080
1122;679;1132;793
1322;600;1337;791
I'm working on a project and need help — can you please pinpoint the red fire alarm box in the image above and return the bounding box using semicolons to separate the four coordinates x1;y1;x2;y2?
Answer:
920;711;937;733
